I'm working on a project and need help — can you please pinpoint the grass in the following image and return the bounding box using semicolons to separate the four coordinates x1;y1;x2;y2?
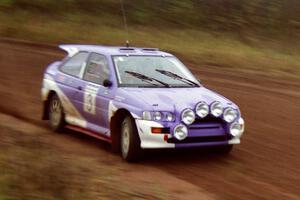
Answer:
1;6;300;80
0;194;8;200
0;124;171;200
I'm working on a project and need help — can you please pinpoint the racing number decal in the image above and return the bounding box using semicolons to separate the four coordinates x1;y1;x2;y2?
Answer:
84;85;98;115
86;94;93;112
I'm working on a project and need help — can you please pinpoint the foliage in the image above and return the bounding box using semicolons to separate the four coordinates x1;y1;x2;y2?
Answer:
0;0;300;77
1;0;300;33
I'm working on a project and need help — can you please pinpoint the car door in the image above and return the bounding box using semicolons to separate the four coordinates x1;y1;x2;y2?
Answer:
79;52;114;134
55;52;89;126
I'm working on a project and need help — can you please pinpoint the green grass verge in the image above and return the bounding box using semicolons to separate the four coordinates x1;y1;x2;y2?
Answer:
0;194;8;200
0;10;300;79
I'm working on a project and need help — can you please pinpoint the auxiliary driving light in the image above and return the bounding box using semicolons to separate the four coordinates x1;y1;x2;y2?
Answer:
195;101;209;118
223;107;238;123
181;109;195;125
174;124;188;140
211;101;223;117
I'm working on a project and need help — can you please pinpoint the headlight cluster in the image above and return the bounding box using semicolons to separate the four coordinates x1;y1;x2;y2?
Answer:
180;101;238;125
143;101;239;126
172;102;242;141
173;103;242;141
142;111;175;122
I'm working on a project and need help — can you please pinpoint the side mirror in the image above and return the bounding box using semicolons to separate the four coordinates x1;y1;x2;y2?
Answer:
103;79;113;87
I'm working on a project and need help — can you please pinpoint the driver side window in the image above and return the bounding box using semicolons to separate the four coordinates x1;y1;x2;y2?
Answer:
84;53;110;85
60;52;89;77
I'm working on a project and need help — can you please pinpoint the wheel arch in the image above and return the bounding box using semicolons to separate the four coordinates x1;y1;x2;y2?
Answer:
110;108;134;153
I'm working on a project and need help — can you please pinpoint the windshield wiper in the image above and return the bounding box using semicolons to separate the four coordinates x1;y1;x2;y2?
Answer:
125;71;170;88
155;69;200;87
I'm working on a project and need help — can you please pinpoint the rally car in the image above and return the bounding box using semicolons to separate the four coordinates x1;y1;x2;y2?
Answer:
41;45;245;161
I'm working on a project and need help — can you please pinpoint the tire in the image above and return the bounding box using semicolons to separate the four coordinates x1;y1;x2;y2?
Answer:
48;94;65;132
120;116;142;162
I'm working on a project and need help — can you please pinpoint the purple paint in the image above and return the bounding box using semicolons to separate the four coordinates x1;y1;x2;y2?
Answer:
42;45;245;150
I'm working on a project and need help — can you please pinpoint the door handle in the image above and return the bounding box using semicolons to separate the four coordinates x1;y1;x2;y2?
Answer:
77;86;83;91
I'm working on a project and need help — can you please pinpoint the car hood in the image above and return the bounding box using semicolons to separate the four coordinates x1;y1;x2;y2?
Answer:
120;87;238;112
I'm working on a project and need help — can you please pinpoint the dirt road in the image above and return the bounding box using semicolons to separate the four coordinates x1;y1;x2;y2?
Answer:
0;39;299;199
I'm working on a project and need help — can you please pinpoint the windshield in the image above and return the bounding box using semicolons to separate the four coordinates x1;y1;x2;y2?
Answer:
113;56;200;88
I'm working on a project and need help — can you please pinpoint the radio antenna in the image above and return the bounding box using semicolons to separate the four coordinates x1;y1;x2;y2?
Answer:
120;0;130;47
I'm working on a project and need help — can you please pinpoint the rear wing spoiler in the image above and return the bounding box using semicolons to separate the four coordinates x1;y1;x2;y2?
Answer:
59;45;79;57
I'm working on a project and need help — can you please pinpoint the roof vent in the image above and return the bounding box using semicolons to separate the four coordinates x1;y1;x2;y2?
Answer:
141;48;159;52
119;47;136;52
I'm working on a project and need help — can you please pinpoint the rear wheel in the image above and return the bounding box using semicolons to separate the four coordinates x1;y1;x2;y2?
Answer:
120;116;142;162
48;94;65;132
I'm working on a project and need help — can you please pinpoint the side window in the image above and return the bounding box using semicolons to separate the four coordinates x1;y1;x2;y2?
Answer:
60;52;89;77
84;53;110;85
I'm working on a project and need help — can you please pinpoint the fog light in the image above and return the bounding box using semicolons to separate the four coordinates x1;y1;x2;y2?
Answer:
230;118;244;137
174;124;188;140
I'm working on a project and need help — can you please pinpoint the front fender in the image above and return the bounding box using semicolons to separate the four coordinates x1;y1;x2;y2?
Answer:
108;100;143;123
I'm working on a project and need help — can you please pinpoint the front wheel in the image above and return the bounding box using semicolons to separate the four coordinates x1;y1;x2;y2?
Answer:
48;94;65;132
120;116;142;162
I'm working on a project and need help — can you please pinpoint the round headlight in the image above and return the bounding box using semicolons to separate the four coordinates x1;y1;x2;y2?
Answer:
195;102;209;118
153;111;162;121
174;124;188;140
211;101;223;117
223;107;238;123
165;112;174;122
230;122;243;137
181;109;195;125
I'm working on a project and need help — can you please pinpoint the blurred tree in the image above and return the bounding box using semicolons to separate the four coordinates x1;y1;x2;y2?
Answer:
1;0;300;40
0;0;14;7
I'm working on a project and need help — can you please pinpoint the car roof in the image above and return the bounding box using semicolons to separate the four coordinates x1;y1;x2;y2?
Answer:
59;44;174;57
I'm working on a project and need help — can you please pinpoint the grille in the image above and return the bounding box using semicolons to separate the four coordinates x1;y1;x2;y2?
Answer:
193;115;224;124
188;116;225;134
168;115;229;144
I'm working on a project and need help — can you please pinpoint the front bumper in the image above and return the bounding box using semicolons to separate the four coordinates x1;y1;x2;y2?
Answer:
135;120;175;149
135;119;243;149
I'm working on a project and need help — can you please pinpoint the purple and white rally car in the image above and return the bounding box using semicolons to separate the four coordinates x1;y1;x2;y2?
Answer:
41;45;245;161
